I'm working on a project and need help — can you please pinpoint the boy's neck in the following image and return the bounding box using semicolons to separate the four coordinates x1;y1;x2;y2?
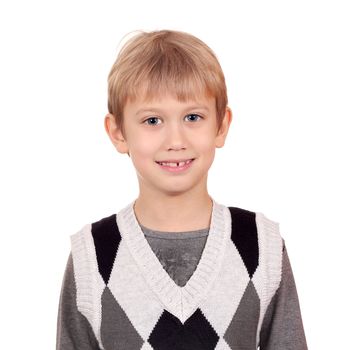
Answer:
133;193;213;233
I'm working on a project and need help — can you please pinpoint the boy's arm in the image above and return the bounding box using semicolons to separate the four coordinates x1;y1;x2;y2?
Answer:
259;239;308;350
56;252;101;350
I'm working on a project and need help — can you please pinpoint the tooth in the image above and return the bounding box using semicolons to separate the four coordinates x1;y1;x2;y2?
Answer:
159;160;192;167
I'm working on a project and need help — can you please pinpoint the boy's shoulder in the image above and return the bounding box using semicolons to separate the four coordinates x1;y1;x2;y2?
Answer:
227;205;282;242
70;213;118;243
226;205;283;276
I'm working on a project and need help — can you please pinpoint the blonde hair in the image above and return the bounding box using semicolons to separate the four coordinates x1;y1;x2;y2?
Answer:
107;29;228;139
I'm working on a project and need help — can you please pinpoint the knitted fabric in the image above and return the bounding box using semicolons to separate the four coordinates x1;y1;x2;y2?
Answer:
57;197;308;349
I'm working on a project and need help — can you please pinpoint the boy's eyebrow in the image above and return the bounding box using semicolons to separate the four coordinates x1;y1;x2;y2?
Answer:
135;105;210;116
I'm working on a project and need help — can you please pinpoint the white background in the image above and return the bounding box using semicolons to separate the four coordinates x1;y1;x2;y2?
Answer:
1;0;357;348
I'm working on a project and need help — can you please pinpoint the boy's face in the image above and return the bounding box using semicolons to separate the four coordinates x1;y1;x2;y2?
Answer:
105;92;232;197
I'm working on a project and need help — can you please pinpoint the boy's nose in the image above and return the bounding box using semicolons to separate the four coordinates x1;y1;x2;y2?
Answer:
165;123;187;151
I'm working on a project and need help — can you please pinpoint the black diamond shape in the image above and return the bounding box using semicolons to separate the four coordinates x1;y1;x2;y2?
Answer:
228;207;259;278
91;213;121;285
148;309;219;350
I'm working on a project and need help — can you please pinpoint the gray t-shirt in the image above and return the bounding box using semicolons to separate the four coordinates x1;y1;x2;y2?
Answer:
139;224;210;287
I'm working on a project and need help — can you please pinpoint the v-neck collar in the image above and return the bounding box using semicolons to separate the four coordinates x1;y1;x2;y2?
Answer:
115;197;232;324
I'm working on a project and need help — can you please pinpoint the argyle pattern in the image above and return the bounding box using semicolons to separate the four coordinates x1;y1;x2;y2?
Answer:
70;200;283;350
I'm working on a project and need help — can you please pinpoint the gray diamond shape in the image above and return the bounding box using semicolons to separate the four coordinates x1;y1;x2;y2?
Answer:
101;286;144;350
224;280;260;349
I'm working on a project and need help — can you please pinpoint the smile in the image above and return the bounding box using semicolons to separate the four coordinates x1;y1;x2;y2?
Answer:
155;159;195;172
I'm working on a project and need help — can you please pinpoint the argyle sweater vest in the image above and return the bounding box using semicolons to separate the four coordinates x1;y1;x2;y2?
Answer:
70;199;283;350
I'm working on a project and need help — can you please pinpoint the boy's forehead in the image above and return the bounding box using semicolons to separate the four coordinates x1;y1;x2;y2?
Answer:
128;92;215;109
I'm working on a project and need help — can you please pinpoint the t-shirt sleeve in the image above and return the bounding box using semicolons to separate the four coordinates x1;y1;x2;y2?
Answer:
56;252;101;350
259;239;308;350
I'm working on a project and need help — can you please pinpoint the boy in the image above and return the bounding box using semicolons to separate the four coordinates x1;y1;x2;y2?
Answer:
56;29;308;349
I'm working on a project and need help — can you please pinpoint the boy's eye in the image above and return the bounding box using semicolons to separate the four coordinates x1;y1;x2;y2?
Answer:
143;114;202;126
185;114;202;122
144;117;162;126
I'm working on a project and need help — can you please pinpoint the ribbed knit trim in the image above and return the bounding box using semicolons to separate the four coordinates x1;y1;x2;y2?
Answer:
70;224;106;350
254;212;283;346
116;197;232;324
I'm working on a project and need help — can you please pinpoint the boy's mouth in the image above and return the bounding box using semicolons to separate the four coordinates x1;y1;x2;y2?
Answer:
155;158;195;168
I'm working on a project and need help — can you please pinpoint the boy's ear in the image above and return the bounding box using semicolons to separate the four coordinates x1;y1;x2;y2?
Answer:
215;106;233;148
104;113;130;156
